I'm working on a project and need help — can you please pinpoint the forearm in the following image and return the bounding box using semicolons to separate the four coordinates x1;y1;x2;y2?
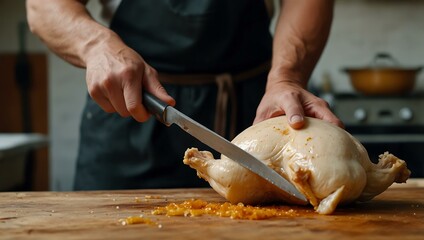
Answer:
26;0;123;68
27;0;175;122
269;0;334;88
254;0;341;128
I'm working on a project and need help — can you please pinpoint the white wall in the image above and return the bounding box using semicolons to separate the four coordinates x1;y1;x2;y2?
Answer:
1;0;424;191
312;0;424;92
0;0;43;52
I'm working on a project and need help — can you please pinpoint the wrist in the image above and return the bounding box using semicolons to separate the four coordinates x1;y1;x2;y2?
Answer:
82;27;124;66
267;67;307;90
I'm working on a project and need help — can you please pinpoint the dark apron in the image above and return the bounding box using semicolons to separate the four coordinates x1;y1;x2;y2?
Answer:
74;0;272;190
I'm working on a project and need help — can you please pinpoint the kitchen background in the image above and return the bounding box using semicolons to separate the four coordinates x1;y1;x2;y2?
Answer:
0;0;423;191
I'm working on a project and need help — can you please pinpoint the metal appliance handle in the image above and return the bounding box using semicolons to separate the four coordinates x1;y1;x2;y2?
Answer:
354;134;424;144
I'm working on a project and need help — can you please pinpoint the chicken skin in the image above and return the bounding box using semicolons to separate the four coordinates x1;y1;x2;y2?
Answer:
183;116;410;214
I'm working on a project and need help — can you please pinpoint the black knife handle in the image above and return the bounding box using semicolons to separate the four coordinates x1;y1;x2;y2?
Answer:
142;92;169;124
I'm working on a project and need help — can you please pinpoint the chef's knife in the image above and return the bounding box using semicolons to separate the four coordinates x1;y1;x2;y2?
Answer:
143;92;308;204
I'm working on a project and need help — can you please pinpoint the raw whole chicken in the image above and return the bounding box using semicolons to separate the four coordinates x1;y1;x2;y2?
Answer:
183;116;411;214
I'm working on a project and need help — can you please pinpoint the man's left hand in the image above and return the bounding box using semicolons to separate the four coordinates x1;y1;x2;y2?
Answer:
253;81;344;129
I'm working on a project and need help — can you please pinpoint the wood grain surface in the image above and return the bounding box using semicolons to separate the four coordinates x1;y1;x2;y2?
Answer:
0;179;423;240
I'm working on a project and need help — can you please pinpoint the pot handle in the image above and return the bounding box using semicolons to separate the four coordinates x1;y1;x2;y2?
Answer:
371;52;400;67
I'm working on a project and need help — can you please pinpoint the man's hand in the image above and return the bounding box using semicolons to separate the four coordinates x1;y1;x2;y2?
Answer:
253;81;343;129
85;42;175;122
26;0;174;122
258;0;342;129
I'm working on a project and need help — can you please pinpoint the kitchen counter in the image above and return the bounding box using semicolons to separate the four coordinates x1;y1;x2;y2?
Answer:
0;133;48;158
1;179;423;240
0;133;49;191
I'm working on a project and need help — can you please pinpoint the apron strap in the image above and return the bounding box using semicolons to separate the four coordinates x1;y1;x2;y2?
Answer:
159;61;271;139
215;73;236;138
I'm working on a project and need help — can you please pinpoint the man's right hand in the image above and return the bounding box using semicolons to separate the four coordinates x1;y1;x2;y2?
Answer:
26;0;175;122
85;41;175;122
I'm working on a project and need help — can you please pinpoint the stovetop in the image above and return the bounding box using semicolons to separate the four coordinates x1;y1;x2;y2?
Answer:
333;91;424;100
330;92;424;127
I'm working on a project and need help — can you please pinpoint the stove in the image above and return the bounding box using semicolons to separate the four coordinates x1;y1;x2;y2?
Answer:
332;93;424;127
330;92;424;177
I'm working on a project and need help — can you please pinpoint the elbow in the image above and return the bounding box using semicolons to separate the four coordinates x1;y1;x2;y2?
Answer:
26;0;37;33
26;0;42;35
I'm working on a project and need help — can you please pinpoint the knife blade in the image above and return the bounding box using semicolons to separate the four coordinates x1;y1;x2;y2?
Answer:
143;92;308;204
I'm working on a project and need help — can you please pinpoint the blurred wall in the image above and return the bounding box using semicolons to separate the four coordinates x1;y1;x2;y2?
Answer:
0;0;99;191
313;0;424;93
0;0;423;191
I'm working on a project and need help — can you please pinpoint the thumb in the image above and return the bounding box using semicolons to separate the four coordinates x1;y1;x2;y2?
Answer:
288;114;305;129
143;69;175;107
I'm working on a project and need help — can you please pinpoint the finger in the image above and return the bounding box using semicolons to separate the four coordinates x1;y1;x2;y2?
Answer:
101;79;131;117
289;115;305;129
312;107;345;129
306;99;345;128
324;114;345;129
253;100;284;125
253;113;266;125
280;94;305;129
253;101;269;124
143;67;175;106
87;82;116;113
122;74;149;122
94;95;116;113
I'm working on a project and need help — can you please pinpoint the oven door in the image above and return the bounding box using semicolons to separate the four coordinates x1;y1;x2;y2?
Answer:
350;132;424;178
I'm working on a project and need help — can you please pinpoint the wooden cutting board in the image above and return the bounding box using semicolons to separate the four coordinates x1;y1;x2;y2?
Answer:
0;179;423;240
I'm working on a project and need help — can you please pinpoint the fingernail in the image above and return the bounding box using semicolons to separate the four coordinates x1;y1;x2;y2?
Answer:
290;115;303;123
